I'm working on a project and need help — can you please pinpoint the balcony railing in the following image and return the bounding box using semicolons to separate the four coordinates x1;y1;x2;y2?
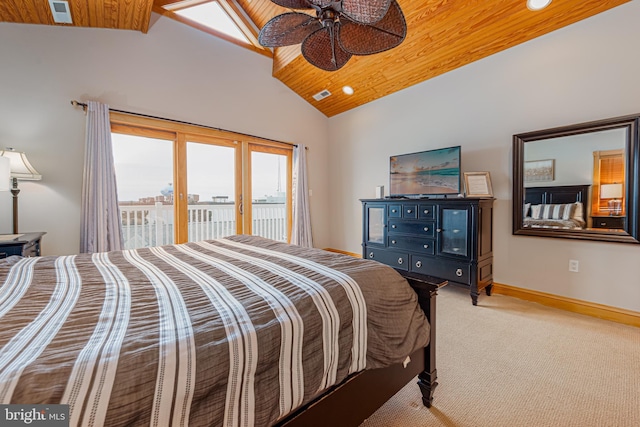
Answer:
120;203;286;250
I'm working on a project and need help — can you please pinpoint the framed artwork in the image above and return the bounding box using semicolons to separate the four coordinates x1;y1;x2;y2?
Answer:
524;159;555;182
463;172;493;198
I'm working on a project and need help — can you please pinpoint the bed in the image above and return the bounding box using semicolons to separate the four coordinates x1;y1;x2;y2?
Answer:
523;184;590;230
0;234;438;427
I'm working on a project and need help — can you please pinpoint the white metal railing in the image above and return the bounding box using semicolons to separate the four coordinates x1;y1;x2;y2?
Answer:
119;203;286;249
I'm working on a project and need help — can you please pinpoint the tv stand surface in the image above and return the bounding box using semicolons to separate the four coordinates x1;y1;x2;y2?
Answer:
384;194;463;200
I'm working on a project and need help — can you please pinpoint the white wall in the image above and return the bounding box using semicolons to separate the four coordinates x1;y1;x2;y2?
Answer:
328;2;640;312
524;128;625;187
0;14;330;254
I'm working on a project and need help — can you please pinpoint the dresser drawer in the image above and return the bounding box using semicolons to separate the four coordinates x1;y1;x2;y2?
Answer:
591;216;625;229
418;204;435;219
388;220;435;237
388;236;435;255
410;255;472;285
388;205;402;218
22;242;39;257
402;205;418;219
364;247;408;271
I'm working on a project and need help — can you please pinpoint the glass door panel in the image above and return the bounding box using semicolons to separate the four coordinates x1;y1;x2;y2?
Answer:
186;140;239;242
248;148;291;242
440;208;469;257
366;206;385;245
112;133;175;249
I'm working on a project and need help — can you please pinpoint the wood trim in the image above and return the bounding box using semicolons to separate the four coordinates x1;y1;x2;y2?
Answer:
174;133;188;243
241;141;251;234
323;248;362;258
492;282;640;328
110;123;176;141
110;111;292;149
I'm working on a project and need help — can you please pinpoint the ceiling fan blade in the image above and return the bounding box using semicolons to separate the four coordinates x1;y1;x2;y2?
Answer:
341;0;392;25
339;1;406;55
301;26;352;71
259;13;322;47
270;0;330;9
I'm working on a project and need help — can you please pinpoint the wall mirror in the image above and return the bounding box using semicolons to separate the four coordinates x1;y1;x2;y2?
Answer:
513;114;639;244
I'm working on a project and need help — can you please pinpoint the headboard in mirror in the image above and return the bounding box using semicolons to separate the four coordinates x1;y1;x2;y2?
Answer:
513;114;639;244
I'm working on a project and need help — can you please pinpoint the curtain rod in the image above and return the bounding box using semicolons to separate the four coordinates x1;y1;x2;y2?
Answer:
70;100;303;148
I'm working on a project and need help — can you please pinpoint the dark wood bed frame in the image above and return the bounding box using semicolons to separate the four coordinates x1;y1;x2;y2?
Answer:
524;184;591;206
277;277;441;427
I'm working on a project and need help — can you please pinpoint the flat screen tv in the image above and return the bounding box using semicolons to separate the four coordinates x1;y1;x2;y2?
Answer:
389;146;461;197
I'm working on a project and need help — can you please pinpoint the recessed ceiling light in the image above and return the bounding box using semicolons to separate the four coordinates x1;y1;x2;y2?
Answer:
527;0;552;11
342;86;354;95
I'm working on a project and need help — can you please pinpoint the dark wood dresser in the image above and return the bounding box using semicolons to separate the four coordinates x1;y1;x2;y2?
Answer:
361;198;493;305
0;232;46;259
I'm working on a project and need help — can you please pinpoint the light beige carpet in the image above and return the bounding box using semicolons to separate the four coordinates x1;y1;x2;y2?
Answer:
361;285;640;427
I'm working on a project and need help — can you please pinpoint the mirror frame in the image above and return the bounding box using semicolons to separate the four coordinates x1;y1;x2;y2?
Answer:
513;114;640;244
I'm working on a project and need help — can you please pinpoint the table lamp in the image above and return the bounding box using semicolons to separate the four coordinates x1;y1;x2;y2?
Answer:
600;183;623;216
0;148;42;234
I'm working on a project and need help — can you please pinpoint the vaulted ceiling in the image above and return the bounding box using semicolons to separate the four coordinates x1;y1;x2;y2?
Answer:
0;0;630;117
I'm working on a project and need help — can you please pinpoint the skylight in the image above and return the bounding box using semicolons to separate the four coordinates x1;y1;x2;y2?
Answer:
173;1;250;44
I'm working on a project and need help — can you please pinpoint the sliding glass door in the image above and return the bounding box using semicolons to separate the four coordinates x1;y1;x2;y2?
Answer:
246;144;292;242
185;137;241;242
111;131;175;248
111;114;292;249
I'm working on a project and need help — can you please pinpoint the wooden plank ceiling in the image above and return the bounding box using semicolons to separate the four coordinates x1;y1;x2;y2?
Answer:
0;0;630;117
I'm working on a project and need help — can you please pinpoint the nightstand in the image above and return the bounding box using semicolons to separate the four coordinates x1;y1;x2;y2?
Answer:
0;232;46;259
591;216;626;230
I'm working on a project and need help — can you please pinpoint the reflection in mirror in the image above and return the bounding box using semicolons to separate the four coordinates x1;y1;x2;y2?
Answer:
513;114;639;244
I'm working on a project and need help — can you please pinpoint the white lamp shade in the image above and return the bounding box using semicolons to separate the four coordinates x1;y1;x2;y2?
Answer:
0;149;42;181
0;156;10;191
600;183;623;199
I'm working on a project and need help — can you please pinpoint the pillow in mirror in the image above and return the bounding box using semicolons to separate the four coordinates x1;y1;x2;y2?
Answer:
573;202;584;221
530;203;576;220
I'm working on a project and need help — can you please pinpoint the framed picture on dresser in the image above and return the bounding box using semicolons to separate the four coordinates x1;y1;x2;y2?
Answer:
463;172;493;198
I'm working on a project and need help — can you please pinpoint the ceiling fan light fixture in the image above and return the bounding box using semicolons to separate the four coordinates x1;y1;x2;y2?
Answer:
527;0;552;11
259;0;407;71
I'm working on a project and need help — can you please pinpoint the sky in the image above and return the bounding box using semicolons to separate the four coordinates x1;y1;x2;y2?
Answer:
111;133;285;203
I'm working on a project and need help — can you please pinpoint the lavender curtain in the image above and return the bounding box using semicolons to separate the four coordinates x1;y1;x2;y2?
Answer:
291;144;313;247
80;101;124;253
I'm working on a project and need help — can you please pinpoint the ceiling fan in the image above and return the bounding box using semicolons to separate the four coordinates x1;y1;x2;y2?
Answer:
258;0;407;72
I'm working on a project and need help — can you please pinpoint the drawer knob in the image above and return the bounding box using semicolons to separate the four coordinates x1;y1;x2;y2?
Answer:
392;209;397;213
423;244;429;249
397;258;404;265
456;268;463;277
415;261;422;268
453;229;460;233
423;227;429;232
600;222;606;226
369;252;374;259
407;209;413;214
391;224;397;228
423;209;429;214
391;240;397;244
436;228;442;233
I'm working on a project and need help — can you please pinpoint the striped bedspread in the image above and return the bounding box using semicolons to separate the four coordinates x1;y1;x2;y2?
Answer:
0;235;429;427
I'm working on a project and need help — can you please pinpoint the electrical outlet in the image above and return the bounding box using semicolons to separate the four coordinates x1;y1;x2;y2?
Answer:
569;260;579;272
